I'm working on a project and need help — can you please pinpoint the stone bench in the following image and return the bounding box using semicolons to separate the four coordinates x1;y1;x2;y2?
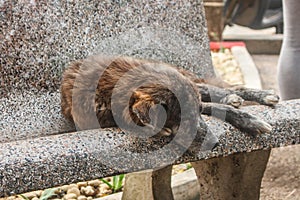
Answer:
0;1;299;199
1;93;299;198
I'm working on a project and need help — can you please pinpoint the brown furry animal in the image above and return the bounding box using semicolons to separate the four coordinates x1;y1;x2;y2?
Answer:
61;55;279;139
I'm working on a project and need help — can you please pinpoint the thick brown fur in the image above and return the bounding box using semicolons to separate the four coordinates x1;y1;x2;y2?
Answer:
61;55;279;136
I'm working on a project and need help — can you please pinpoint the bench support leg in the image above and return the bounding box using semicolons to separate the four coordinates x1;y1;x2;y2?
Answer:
192;149;271;200
122;165;174;200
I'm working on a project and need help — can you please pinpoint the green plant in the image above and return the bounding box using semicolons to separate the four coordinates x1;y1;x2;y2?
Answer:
186;162;193;170
219;45;225;53
19;188;57;200
39;188;57;200
100;174;125;193
18;195;29;200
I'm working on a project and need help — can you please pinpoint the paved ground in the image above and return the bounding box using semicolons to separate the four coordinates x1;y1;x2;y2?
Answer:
252;55;280;93
252;54;300;200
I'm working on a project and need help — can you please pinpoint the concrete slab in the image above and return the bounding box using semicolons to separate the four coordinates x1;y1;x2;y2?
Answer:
223;25;282;54
223;25;277;36
231;46;262;89
252;55;280;93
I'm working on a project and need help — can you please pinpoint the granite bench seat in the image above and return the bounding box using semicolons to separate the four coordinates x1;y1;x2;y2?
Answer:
1;90;299;196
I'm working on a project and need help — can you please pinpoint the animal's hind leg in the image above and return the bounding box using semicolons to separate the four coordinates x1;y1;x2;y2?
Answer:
197;83;279;107
201;102;272;135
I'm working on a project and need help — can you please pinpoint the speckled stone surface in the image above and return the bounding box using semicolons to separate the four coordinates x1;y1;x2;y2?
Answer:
0;92;75;143
0;92;75;142
0;100;299;196
0;0;213;98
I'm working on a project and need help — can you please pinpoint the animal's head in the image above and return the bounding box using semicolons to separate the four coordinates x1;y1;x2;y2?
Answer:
129;87;181;136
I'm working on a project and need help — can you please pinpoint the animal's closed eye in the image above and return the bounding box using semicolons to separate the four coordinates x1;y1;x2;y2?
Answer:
132;105;150;124
161;103;168;112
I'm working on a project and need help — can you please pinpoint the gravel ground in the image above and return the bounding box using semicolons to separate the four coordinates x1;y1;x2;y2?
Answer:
211;48;244;86
261;145;300;200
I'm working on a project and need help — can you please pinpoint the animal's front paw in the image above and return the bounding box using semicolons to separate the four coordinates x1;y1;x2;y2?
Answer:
262;93;280;106
158;127;173;136
250;118;272;134
220;94;244;108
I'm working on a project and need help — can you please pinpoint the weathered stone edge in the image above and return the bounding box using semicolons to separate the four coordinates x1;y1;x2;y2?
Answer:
0;100;299;197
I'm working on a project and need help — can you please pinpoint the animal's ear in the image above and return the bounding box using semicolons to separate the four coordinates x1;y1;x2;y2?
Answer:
131;91;154;125
132;91;152;101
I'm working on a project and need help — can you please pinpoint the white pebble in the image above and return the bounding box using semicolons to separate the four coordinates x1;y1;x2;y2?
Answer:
77;195;87;200
63;193;77;200
77;181;88;188
88;179;101;187
67;187;80;197
81;186;96;196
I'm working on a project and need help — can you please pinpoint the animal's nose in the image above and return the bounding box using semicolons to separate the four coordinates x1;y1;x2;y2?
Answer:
211;142;220;151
